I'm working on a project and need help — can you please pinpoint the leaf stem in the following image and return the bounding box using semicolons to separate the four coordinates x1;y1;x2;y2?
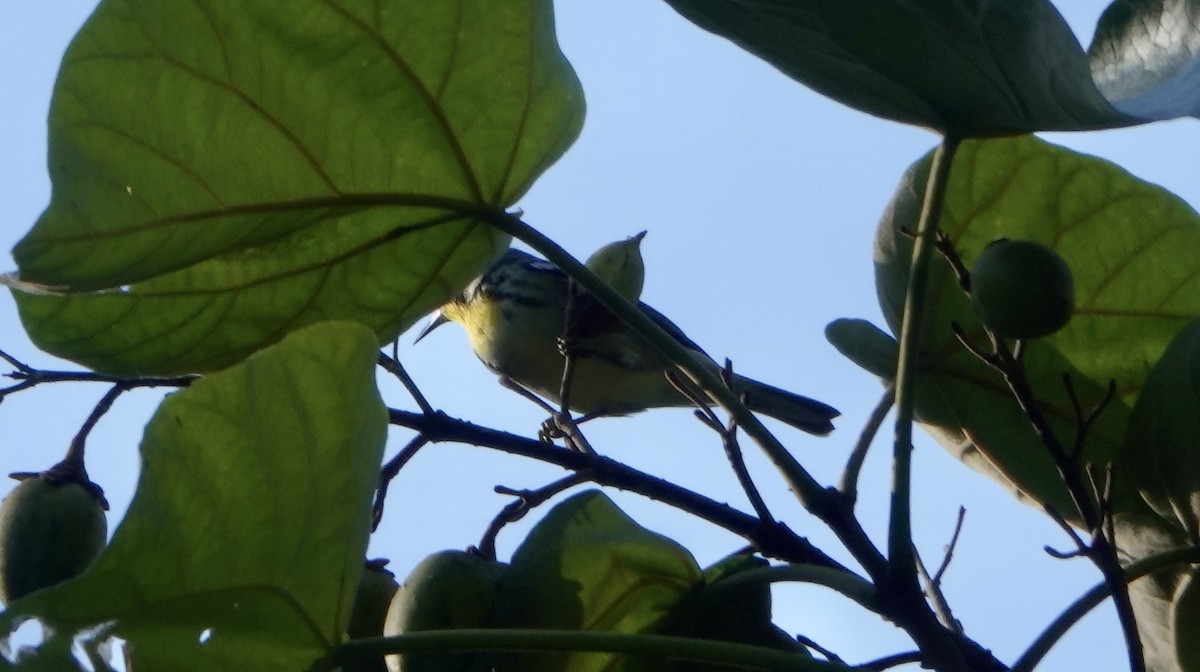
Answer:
839;385;895;507
323;629;859;672
886;135;966;670
890;135;959;582
704;564;878;613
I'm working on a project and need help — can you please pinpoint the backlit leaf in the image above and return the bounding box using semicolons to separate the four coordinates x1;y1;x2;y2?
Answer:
8;0;583;375
872;135;1200;519
663;0;1200;134
0;321;388;672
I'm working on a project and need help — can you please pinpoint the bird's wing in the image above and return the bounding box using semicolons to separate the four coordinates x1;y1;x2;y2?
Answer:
636;301;713;360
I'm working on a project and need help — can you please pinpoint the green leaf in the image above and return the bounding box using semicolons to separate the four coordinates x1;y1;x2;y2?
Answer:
660;554;806;672
0;321;388;672
8;0;583;375
1090;0;1200;119
1172;567;1200;672
1110;514;1195;672
873;135;1200;520
824;318;898;382
662;0;1200;135
492;491;702;672
6;633;85;672
1120;318;1200;538
113;588;333;672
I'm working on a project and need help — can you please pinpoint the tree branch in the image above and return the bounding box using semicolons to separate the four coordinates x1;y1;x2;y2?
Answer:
386;408;845;571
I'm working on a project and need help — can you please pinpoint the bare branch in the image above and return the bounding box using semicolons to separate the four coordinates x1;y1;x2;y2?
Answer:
916;551;962;635
794;634;845;666
933;507;967;585
670;364;774;523
859;651;925;671
838;385;895;507
372;435;430;531
378;349;433;415
0;358;194;403
478;473;588;560
386;407;849;571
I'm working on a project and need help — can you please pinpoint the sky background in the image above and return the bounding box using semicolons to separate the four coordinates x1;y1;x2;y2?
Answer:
2;2;1199;670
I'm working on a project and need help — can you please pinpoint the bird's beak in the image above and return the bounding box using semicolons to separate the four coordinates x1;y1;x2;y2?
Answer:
414;311;450;343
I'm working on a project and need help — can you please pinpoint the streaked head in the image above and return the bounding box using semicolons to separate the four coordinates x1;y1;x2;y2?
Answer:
413;249;565;343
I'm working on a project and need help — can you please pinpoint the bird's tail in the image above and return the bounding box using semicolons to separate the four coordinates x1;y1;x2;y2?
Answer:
732;375;839;436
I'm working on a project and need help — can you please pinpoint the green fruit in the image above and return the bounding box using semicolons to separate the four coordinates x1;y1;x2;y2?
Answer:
345;559;400;672
0;475;107;604
970;239;1075;339
350;560;401;638
383;551;507;672
585;231;646;302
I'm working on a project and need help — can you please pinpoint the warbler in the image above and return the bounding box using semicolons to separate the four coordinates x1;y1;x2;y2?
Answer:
418;248;839;435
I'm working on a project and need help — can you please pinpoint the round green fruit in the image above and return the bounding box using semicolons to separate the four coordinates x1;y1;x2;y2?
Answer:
0;475;107;604
344;559;400;672
383;551;507;672
585;231;647;302
970;239;1075;339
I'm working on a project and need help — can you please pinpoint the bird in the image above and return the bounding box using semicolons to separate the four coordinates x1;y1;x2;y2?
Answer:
417;247;839;435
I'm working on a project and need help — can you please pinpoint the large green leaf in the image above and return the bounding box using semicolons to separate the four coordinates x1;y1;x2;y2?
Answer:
1090;0;1200;119
1172;567;1200;672
1110;514;1194;672
861;136;1200;519
662;0;1200;135
492;491;702;672
0;321;388;672
7;0;583;375
1120;318;1200;537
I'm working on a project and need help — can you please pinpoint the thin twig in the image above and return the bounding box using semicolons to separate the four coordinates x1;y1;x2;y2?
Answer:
0;349;28;372
719;419;774;524
0;359;194;402
859;651;925;671
949;322;996;367
933;507;967;585
1062;374;1117;462
838;385;895;508
916;507;967;635
65;385;127;469
665;369;716;418
372;435;430;531
669;365;774;523
378;349;433;415
1011;338;1027;363
932;229;971;293
478;473;588;559
557;347;578;416
916;551;962;635
20;384;127;511
795;635;844;665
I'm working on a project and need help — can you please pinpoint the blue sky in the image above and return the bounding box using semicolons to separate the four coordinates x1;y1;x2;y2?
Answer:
3;2;1199;670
